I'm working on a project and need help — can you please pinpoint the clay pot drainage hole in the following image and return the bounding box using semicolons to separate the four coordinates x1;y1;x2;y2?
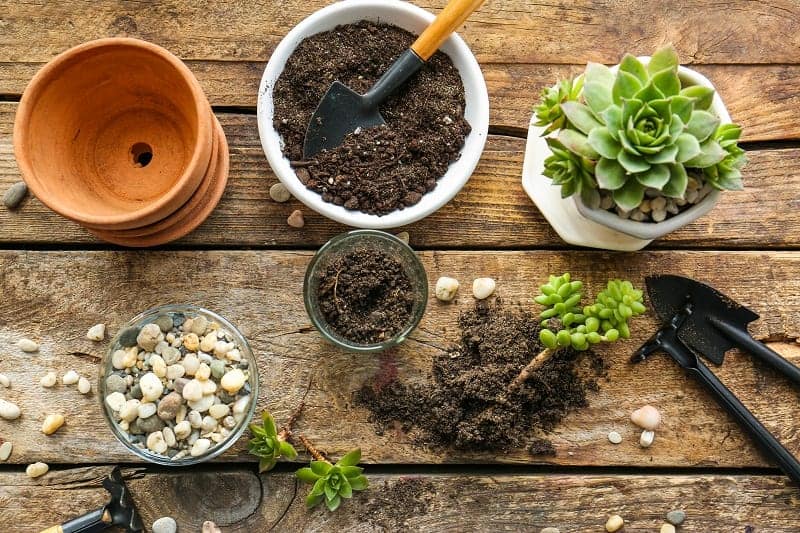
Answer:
130;142;153;168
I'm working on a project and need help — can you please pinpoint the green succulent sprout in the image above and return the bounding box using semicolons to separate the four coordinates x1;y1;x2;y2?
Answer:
248;411;298;473
534;76;584;135
296;448;368;512
539;45;745;212
536;274;646;351
701;124;746;191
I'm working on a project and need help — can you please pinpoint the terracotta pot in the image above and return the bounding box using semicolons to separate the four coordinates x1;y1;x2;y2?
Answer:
14;38;215;230
88;117;229;247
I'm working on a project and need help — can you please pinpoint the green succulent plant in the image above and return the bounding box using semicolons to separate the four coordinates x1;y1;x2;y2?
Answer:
701;124;746;190
536;273;645;351
296;448;368;512
537;45;745;212
248;411;298;473
534;76;584;135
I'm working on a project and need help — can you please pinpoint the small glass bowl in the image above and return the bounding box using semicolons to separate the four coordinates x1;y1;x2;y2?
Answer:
303;229;428;353
99;304;259;465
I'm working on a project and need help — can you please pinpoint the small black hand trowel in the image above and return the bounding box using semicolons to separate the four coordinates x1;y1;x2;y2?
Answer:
633;275;800;484
302;0;485;159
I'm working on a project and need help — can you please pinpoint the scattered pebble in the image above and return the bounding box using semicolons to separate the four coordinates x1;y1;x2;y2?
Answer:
41;414;65;435
26;462;49;478
605;514;624;532
202;521;222;533
472;277;496;300
631;405;661;430
3;182;28;209
40;371;57;388
660;524;676;533
541;528;560;533
269;182;292;203
640;429;655;448
62;370;79;386
0;374;9;388
17;338;39;352
86;323;106;341
435;276;460;302
395;231;410;244
607;431;622;444
0;399;21;420
0;441;12;461
78;377;92;395
287;209;305;228
666;509;686;526
152;516;177;533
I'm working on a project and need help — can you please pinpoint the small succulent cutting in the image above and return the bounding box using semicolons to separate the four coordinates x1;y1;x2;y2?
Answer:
537;45;746;215
296;444;369;512
248;411;299;472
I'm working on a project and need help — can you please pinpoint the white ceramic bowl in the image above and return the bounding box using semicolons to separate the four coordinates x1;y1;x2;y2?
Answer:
257;0;490;229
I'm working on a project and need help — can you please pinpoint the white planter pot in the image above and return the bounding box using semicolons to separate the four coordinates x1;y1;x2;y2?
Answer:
522;59;731;250
257;0;490;229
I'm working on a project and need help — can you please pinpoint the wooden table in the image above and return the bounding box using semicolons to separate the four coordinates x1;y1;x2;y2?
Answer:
1;1;799;531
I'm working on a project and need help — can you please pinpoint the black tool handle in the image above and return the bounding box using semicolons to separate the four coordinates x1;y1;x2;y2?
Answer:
362;50;425;108
709;316;800;387
690;360;800;484
39;508;111;533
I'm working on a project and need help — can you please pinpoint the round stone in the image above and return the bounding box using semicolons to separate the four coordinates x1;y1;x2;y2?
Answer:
182;379;203;402
62;370;79;385
287;209;305;228
269;182;292;203
190;438;212;457
210;360;226;380
435;276;460;302
86;323;106;341
40;371;58;388
173;378;189;395
209;404;230;419
3;181;28;209
220;369;246;394
105;392;127;412
26;462;49;478
174;420;192;440
157;392;183;420
161;346;181;365
78;377;92;394
666;510;686;526
155;315;174;333
152;516;177;533
146;431;168;454
137;414;165;433
119;400;141;422
0;441;12;461
188;394;215;413
137;323;162;352
0;399;21;420
139;372;164;402
607;431;623;444
182;353;200;375
137;402;157;419
472;277;496;300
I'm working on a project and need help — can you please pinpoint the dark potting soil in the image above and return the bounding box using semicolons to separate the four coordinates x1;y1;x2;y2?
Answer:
273;21;471;215
355;300;606;452
317;247;414;344
362;478;435;530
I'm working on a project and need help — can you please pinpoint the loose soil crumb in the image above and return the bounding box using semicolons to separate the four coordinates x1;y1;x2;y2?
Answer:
317;247;414;344
355;300;606;451
362;478;435;530
273;21;470;215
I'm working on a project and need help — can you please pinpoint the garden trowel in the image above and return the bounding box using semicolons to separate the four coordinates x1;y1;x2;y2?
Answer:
302;0;485;158
632;275;800;484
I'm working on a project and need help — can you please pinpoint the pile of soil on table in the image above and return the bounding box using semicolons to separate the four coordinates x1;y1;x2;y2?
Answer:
273;20;471;215
317;247;414;344
355;300;606;452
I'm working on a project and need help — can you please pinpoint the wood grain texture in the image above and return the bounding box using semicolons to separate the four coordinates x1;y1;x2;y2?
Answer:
1;466;798;532
1;250;799;467
1;104;799;249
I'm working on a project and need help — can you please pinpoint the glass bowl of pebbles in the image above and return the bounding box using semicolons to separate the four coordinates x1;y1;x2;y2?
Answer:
100;305;258;465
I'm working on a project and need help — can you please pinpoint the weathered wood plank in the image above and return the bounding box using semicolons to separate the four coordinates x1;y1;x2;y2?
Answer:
1;104;798;249
1;250;799;467
1;467;797;532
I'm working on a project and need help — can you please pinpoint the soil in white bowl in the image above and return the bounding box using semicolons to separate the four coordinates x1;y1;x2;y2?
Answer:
273;21;470;215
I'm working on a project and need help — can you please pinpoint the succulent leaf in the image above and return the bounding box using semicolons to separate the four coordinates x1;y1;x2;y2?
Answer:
561;101;603;135
247;411;298;473
534;76;584;135
647;45;680;75
297;448;368;512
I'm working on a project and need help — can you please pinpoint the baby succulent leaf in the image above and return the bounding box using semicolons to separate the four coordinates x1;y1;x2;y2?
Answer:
534;76;584;135
248;411;298;473
543;138;597;200
297;448;368;513
701;124;747;190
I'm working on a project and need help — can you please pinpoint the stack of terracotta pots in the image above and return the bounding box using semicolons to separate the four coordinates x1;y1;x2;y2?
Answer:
13;38;228;247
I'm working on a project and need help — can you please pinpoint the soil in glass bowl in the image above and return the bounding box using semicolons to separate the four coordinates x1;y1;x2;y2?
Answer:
316;247;414;344
273;20;471;215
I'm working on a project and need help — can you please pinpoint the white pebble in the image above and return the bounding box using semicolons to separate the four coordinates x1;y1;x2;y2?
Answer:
651;209;667;222
111;349;127;370
395;231;410;244
166;364;185;380
640;429;655;448
105;392;127;412
78;377;92;394
40;371;57;388
220;369;246;394
17;338;39;352
86;323;106;341
650;196;667;210
269;182;292;203
182;353;200;375
287;209;305;228
162;427;177;447
146;431;168;454
150;354;167;378
209;404;230;419
137;402;157;419
233;395;250;415
26;462;49;478
182;379;204;402
201;415;218;432
174;420;192;440
472;278;496;300
607;431;622;444
200;333;216;353
201;380;217;395
435;277;460;302
190;316;209;335
195;362;211;381
631;405;662;430
136;323;162;352
119;400;141;422
190;438;212;457
41;413;65;435
226;349;242;362
605;514;624;532
0;441;12;461
152;517;177;533
188;410;203;428
0;374;10;388
139;372;164;402
0;399;20;420
660;524;676;533
62;370;79;386
188;394;215;413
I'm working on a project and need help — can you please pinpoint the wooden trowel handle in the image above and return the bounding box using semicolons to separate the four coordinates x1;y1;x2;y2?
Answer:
411;0;486;60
